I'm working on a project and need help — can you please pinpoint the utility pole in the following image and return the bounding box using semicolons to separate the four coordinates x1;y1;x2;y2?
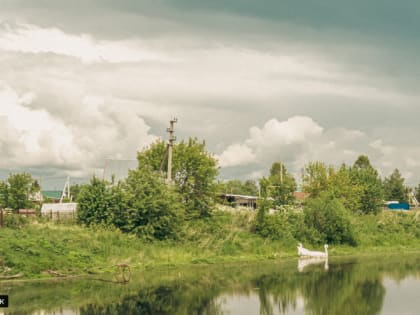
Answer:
280;162;283;185
166;118;177;183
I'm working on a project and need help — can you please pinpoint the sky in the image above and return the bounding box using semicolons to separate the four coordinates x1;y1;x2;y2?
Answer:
1;0;420;189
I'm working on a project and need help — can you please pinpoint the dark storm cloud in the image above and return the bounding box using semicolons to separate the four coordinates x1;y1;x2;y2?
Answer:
1;0;420;185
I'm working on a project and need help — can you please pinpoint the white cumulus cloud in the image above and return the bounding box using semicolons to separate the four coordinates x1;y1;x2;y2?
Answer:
216;143;256;167
0;84;157;175
246;116;323;148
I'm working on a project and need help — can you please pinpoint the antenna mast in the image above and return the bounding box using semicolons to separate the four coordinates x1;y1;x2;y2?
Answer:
60;176;71;203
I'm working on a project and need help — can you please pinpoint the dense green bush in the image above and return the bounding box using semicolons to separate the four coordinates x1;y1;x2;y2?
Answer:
4;214;29;228
304;192;357;245
77;168;184;241
77;177;112;226
122;166;184;240
254;199;305;243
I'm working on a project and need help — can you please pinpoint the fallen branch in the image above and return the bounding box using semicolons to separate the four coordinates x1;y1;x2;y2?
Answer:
0;273;23;279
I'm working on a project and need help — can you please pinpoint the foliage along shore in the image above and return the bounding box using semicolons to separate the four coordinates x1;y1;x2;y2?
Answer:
1;139;420;280
0;208;419;280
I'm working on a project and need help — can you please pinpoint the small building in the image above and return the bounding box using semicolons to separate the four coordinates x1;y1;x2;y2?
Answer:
41;202;78;219
386;202;410;210
42;191;63;203
219;194;258;209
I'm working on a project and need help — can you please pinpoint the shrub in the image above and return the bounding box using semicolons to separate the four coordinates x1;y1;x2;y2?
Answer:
254;200;304;243
4;214;29;228
304;192;357;245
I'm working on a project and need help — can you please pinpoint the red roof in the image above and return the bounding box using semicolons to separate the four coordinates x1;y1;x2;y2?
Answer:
293;192;310;201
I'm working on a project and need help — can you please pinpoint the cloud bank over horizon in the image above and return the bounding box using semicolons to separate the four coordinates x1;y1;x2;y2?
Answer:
1;1;420;186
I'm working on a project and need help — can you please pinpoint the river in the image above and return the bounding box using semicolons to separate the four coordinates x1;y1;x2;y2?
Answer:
1;254;419;314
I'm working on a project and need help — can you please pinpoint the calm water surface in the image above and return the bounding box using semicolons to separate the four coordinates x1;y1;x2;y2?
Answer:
1;254;419;315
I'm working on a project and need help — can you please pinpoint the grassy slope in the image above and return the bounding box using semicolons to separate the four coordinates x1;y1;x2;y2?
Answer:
0;210;419;278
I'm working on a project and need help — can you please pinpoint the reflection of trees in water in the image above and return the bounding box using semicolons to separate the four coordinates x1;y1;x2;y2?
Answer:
300;264;385;315
80;282;225;315
247;260;386;315
253;273;299;315
10;257;416;315
84;262;386;315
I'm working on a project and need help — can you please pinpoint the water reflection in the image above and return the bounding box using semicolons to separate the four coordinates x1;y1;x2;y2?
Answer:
2;255;419;315
297;257;328;272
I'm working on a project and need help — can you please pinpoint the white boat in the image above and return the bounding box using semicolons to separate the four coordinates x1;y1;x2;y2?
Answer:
297;243;328;258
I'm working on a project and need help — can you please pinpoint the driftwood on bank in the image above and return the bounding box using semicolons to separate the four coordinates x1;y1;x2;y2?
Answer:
0;273;23;279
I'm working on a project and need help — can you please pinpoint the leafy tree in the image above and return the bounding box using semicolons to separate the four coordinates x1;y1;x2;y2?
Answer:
328;164;362;213
77;177;112;226
137;140;168;173
260;162;296;206
70;184;83;202
173;139;218;217
350;155;384;215
242;180;259;196
122;166;184;240
304;192;357;245
415;184;420;204
254;198;271;234
7;173;38;210
0;180;8;208
383;169;407;202
302;161;333;197
353;155;372;170
107;181;131;233
137;138;218;217
254;203;305;242
217;179;258;196
77;169;184;240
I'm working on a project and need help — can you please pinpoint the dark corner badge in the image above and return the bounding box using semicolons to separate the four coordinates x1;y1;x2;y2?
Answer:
0;295;8;308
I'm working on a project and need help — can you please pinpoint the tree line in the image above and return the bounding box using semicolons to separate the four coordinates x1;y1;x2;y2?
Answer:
1;138;419;244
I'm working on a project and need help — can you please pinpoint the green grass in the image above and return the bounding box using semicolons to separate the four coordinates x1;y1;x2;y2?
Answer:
0;209;419;279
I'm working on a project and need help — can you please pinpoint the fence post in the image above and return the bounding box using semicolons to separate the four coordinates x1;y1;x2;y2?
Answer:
0;209;3;228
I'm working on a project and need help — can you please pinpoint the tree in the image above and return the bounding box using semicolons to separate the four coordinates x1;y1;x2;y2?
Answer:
7;173;37;210
350;155;384;215
70;184;83;202
304;192;357;245
383;169;407;202
123;166;184;240
302;161;333;197
415;184;420;204
137;138;218;217
243;180;259;196
77;169;184;240
216;179;258;196
0;180;8;209
353;155;372;170
77;177;112;226
328;164;362;213
260;162;296;206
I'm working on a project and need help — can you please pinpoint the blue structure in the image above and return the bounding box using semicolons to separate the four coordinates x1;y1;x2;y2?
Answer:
387;203;410;210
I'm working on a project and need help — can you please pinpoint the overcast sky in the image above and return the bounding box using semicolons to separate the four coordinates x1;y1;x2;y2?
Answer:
1;0;420;189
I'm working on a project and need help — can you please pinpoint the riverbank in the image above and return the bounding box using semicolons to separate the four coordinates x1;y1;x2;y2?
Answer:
0;210;419;279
